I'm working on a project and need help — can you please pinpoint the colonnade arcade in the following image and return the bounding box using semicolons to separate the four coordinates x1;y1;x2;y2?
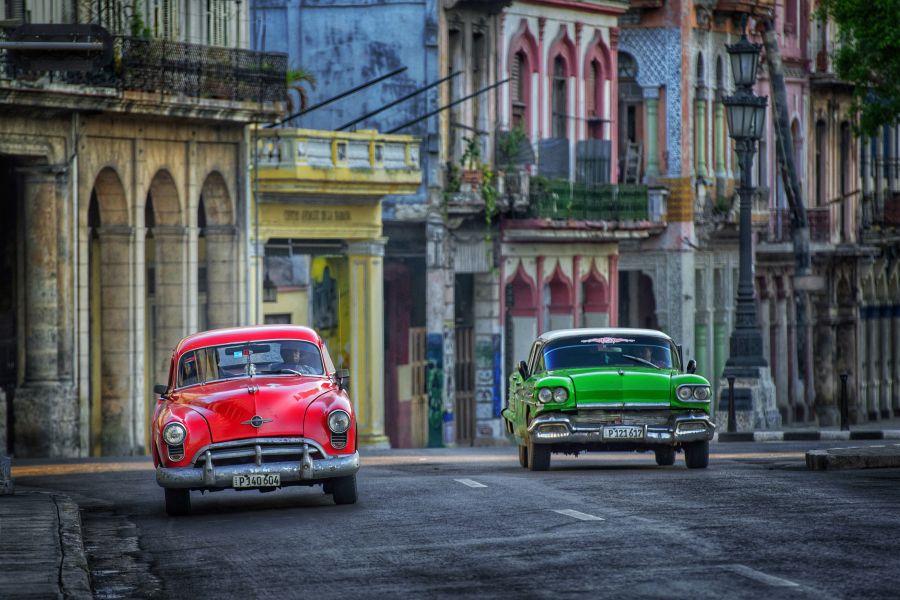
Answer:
79;166;239;456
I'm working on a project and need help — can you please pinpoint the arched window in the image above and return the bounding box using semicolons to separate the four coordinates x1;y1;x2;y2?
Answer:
552;56;568;139
587;59;602;138
511;50;529;130
815;119;827;206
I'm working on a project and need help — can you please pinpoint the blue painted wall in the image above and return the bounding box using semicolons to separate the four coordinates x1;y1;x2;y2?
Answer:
251;0;440;206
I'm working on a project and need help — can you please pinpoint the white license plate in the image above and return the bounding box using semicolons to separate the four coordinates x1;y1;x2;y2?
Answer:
602;426;644;440
233;473;280;488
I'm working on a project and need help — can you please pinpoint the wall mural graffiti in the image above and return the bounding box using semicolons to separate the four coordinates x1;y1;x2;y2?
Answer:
426;333;444;447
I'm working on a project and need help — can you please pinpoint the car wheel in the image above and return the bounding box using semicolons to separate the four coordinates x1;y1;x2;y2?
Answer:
517;445;528;468
527;438;550;471
164;488;191;516
654;446;676;466
684;440;710;469
331;474;357;505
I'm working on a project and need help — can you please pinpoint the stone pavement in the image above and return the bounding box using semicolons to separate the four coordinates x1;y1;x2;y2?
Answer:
714;415;900;443
0;490;91;599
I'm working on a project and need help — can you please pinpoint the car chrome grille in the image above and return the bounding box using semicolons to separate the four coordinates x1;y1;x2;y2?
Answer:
331;432;348;449
570;410;674;427
193;440;324;468
167;444;184;461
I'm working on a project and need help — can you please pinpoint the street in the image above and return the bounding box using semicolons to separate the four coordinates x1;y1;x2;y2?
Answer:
13;442;900;599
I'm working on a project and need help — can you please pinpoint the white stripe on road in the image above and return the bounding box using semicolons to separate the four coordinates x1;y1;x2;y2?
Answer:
552;509;604;521
454;478;487;488
724;564;801;588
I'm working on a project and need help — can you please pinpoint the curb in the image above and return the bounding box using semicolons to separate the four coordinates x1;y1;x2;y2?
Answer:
806;444;900;471
714;429;900;443
51;494;93;600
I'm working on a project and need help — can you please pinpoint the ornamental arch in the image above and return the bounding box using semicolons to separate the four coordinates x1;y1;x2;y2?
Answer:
198;171;238;330
145;169;188;396
84;167;140;455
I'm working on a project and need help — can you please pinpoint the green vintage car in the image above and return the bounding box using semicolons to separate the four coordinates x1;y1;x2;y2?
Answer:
501;328;715;471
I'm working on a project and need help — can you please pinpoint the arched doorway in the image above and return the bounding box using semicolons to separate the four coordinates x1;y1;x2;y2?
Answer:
504;263;537;399
145;170;186;401
582;266;610;327
198;171;236;330
544;264;573;331
85;167;134;455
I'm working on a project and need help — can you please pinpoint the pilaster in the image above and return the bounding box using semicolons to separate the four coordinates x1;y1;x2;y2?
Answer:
347;239;389;448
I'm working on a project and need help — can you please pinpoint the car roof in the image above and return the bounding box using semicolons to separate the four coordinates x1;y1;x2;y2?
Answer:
175;325;322;355
538;328;675;344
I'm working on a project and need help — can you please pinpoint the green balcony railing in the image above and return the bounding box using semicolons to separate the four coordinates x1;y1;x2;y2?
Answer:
530;178;649;221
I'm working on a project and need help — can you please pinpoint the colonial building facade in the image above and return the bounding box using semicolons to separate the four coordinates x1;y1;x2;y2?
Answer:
0;1;285;457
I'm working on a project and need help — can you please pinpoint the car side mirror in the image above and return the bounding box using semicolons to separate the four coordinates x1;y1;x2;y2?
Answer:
153;384;168;398
517;360;529;379
335;369;350;391
686;359;697;374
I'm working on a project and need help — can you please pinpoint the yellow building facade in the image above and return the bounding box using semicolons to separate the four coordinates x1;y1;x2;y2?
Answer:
252;129;421;447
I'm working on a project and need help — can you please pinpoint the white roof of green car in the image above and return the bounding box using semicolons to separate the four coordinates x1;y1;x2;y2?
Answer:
538;328;675;343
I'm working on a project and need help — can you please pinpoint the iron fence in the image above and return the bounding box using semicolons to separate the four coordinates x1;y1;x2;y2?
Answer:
530;178;649;221
1;28;287;104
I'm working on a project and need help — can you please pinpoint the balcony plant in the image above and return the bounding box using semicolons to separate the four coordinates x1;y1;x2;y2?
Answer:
284;68;317;118
460;135;484;188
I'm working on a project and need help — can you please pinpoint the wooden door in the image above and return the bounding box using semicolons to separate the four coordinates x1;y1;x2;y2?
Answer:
455;326;475;446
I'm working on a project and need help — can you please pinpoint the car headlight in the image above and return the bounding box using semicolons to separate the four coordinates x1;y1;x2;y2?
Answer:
676;386;694;401
538;388;553;403
163;422;186;445
553;387;569;402
693;386;711;401
327;409;351;434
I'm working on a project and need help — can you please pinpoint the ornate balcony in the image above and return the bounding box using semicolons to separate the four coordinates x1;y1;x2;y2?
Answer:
529;178;653;223
254;129;422;198
0;27;286;120
765;207;832;243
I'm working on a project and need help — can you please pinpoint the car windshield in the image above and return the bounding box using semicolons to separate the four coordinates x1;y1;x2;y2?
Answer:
176;339;325;388
543;334;680;371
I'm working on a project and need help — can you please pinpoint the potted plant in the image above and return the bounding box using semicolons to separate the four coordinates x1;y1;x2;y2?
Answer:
460;136;483;189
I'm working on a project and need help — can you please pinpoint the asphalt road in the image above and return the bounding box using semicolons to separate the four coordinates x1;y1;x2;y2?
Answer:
14;442;900;599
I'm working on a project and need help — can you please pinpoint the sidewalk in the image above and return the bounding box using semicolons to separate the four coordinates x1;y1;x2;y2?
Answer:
713;415;900;443
0;490;92;599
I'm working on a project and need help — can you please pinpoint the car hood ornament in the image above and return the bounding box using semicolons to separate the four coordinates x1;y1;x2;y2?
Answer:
242;415;273;428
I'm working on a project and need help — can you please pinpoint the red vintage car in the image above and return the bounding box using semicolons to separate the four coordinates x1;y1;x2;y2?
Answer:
151;325;359;516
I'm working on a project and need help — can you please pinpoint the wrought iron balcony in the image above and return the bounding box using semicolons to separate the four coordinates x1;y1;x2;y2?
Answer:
765;207;832;243
529;178;651;222
0;28;286;105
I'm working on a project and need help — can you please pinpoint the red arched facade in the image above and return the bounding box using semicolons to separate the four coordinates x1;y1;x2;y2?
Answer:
582;263;610;315
506;261;538;317
508;20;539;135
583;31;613;139
545;262;574;315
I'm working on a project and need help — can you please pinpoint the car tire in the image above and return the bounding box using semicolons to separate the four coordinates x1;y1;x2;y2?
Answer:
331;474;357;505
527;439;550;471
518;445;528;468
654;446;676;466
164;488;191;516
684;440;710;469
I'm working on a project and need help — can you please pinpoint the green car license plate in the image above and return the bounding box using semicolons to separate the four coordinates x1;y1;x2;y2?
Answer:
233;473;280;488
602;426;644;440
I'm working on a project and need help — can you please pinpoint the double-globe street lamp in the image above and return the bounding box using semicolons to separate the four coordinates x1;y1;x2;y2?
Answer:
721;32;768;423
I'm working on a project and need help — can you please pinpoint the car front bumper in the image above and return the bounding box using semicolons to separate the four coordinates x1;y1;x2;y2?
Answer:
527;412;715;446
157;445;360;490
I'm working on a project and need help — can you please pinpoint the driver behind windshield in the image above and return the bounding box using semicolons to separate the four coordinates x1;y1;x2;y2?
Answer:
274;344;323;375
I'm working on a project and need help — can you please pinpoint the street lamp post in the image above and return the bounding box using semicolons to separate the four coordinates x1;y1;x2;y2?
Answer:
723;33;768;371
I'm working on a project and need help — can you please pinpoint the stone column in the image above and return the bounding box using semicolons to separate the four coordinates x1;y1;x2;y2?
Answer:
867;307;880;421
97;226;137;455
813;302;838;425
881;306;892;418
204;225;239;329
892;304;900;416
644;88;661;179
13;165;78;457
695;88;709;179
774;289;790;422
425;215;453;447
347;239;389;448
152;226;189;389
714;98;727;178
